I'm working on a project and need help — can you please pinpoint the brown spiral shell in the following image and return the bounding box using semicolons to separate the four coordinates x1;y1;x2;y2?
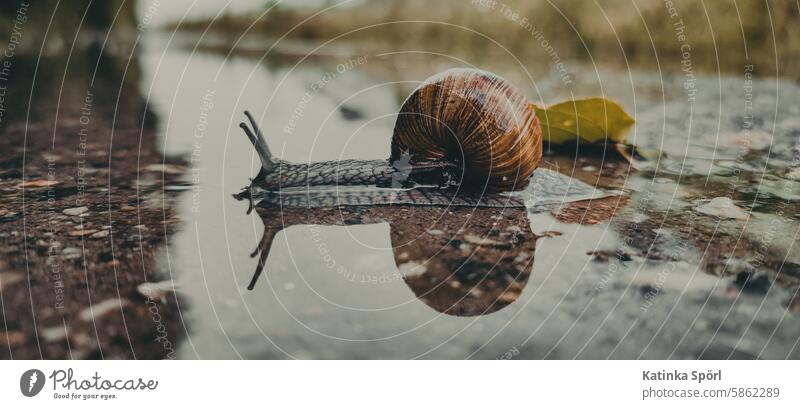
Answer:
391;68;542;192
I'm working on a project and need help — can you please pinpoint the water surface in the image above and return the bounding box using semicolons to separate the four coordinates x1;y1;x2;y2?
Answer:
141;33;800;359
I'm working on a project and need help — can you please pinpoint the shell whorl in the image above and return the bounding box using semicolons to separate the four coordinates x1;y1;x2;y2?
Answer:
390;68;542;192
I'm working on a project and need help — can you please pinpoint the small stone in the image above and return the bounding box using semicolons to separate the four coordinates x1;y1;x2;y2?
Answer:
498;291;520;303
17;180;59;188
90;230;110;239
78;298;131;321
41;326;68;343
144;163;185;174
513;251;532;263
61;247;82;260
120;205;137;212
70;332;93;348
464;233;503;246
68;229;98;237
695;197;749;220
398;261;427;277
62;206;89;216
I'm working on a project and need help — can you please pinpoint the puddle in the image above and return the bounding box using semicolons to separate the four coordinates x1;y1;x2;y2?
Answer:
136;32;800;359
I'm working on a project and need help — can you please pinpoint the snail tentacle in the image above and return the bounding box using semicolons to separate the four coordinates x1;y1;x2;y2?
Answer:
240;111;276;173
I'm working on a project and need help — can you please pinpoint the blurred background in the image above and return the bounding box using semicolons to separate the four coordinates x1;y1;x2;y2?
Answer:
2;0;798;76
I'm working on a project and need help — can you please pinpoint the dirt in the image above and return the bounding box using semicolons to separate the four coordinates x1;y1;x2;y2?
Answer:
0;54;185;359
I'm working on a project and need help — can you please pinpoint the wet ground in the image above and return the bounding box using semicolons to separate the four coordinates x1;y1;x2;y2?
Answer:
2;32;799;359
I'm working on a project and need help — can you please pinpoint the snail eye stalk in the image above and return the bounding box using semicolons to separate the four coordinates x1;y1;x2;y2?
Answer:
240;111;276;173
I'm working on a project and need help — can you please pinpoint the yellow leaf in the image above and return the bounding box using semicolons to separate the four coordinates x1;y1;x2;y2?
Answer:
533;98;635;145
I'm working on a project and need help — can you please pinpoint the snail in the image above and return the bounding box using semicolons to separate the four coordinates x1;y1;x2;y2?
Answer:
237;68;601;209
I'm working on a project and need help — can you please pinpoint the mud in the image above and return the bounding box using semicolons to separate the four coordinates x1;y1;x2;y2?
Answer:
0;53;184;359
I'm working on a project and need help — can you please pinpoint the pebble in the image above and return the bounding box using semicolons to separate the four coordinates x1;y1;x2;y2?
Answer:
17;180;59;188
61;247;82;260
144;163;185;174
62;206;89;216
464;233;503;246
694;197;749;220
90;230;110;239
398;261;427;277
78;298;131;321
68;229;98;237
41;325;68;343
70;332;93;348
498;291;520;303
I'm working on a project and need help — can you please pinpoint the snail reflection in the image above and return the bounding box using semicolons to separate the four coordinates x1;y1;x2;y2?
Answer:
247;203;536;316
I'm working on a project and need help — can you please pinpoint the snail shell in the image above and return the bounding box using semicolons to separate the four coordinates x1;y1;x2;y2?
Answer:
391;68;542;192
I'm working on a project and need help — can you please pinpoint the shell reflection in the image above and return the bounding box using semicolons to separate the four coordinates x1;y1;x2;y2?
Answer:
248;205;536;316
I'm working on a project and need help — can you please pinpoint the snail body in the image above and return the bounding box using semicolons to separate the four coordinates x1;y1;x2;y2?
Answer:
239;68;542;199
